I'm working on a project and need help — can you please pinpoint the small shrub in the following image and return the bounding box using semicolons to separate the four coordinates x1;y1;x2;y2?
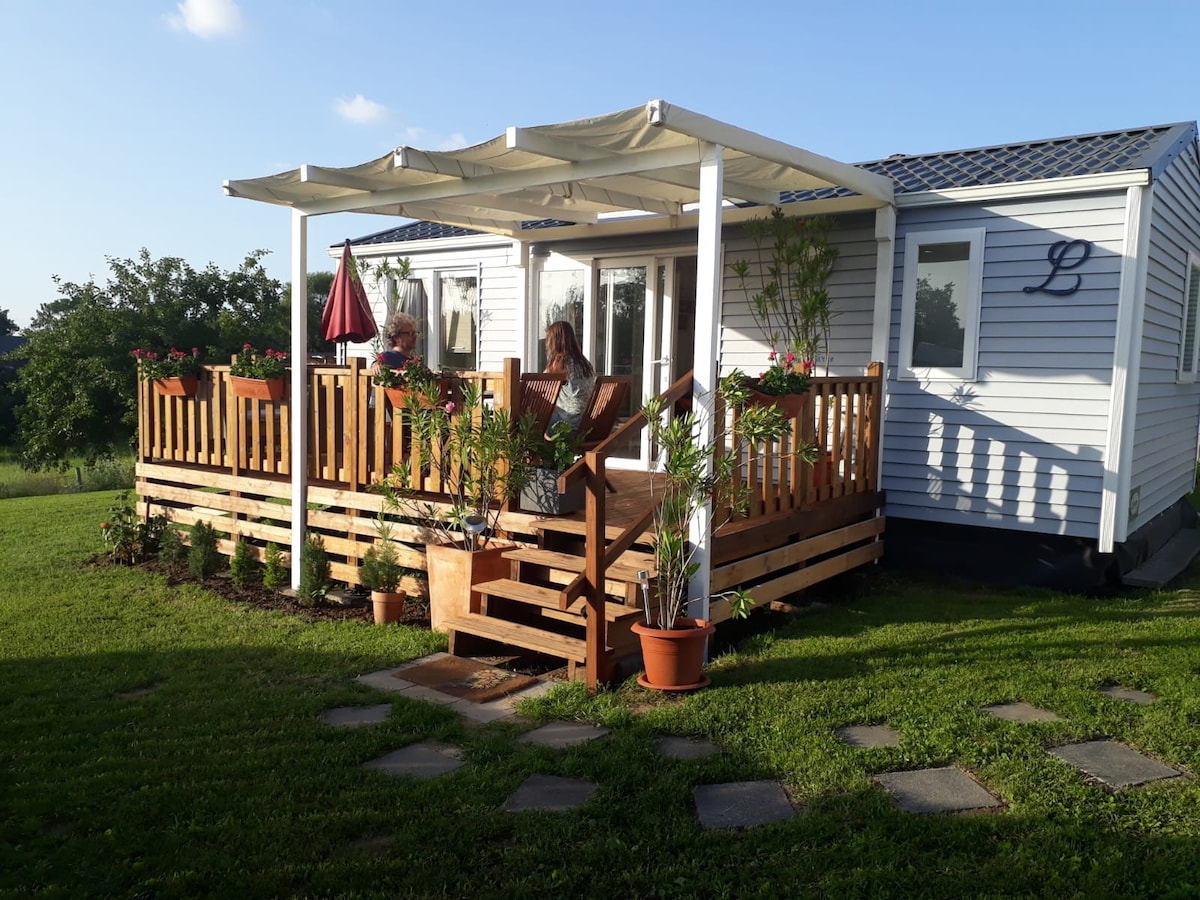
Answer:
262;542;287;590
100;492;168;565
158;526;188;567
82;457;135;492
188;521;222;579
297;533;330;605
230;536;258;587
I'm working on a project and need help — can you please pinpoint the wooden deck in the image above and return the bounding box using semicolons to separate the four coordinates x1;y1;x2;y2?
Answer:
135;359;886;687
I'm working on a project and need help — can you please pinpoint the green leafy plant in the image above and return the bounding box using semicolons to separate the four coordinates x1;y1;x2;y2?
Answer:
297;533;330;605
372;354;436;390
262;542;287;590
754;351;811;396
157;526;188;567
383;381;536;551
230;345;288;380
187;520;222;579
359;526;404;593
730;208;839;373
99;491;168;565
534;420;581;472
642;373;814;629
132;347;202;381
229;535;258;587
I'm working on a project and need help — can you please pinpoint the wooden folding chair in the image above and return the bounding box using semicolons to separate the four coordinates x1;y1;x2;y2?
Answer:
576;376;632;492
519;373;565;437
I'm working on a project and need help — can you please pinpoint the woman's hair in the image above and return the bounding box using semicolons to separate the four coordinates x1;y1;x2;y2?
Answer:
545;320;593;377
384;313;417;348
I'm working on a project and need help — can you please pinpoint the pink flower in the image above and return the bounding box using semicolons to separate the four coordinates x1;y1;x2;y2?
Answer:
785;351;795;364
444;401;456;413
243;343;252;351
767;350;776;360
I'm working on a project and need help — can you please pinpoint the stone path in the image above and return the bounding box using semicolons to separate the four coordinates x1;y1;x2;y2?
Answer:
322;657;1186;827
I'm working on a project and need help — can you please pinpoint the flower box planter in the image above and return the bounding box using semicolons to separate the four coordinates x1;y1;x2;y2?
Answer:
153;375;198;397
745;385;808;419
520;467;585;515
384;378;452;410
425;541;514;632
230;375;285;402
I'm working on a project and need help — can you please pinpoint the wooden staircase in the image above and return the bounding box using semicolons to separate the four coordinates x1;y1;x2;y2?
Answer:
442;519;656;680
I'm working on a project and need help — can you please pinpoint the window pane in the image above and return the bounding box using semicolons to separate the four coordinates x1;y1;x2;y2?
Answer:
912;242;970;368
440;274;477;370
536;270;584;369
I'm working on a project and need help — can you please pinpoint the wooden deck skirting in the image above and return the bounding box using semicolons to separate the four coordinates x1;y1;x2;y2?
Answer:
136;359;885;687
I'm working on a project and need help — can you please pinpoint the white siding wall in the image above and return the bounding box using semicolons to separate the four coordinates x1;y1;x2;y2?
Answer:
351;238;523;370
719;212;879;377
884;192;1130;538
1131;143;1200;529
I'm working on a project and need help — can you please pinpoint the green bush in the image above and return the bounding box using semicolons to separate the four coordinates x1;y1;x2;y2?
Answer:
230;536;258;588
99;491;168;565
158;526;187;566
262;542;287;590
187;521;222;579
297;533;330;606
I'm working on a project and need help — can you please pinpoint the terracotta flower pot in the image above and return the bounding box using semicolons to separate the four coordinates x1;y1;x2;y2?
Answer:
371;589;407;625
384;379;451;410
745;386;808;419
230;375;285;402
425;541;513;632
631;616;715;691
153;375;198;397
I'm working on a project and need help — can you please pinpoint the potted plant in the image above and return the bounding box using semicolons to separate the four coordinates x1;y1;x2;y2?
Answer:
372;354;448;409
745;350;811;419
383;380;537;631
729;208;839;403
520;420;584;515
360;523;406;625
133;346;202;396
229;343;288;401
632;373;812;690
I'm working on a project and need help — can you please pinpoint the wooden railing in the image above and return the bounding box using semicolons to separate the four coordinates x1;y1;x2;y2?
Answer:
137;358;520;493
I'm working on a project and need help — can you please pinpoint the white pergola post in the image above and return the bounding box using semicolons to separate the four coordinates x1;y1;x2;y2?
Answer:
687;141;724;621
290;209;309;589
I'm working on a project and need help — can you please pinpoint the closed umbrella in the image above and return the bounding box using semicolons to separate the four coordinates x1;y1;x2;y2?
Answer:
322;240;378;362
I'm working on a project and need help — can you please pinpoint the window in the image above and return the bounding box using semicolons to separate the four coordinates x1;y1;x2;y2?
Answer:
898;228;985;380
1179;254;1200;382
535;269;584;369
438;272;478;371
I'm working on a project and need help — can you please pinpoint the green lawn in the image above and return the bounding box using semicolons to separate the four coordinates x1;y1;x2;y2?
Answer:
2;492;1199;898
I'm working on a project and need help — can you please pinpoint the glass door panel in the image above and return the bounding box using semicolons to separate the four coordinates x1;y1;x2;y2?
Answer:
597;265;647;463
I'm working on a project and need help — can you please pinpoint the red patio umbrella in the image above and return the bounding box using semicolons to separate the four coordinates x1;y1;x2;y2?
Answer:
321;240;378;356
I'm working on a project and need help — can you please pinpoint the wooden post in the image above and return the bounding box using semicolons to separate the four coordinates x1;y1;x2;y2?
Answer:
584;450;607;689
500;358;520;513
344;358;362;492
865;361;884;489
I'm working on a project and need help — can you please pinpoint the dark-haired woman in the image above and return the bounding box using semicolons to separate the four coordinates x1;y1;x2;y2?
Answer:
544;320;595;432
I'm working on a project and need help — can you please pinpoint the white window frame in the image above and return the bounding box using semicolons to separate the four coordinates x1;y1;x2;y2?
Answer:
897;227;986;382
433;267;480;371
1177;252;1200;383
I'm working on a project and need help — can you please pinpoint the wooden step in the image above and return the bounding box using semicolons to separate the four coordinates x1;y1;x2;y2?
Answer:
444;612;586;662
534;518;654;543
476;577;636;622
505;547;657;582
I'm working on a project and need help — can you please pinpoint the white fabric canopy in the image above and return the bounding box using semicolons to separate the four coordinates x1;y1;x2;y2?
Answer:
225;100;893;236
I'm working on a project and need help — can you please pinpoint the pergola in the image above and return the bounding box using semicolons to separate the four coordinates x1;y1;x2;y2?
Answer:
224;99;896;596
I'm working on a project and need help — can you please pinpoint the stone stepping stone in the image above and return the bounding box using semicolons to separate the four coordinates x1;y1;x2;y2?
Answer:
321;704;393;728
1099;685;1158;705
362;741;464;779
835;724;901;747
657;736;720;760
503;774;597;812
1047;740;1182;789
874;766;1003;814
693;781;794;830
518;721;610;748
981;701;1063;723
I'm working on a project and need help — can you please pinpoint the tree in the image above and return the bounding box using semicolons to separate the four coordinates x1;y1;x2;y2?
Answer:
913;275;964;367
0;308;17;335
15;249;288;469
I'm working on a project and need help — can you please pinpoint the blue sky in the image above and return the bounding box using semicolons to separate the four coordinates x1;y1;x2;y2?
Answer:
2;0;1196;329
